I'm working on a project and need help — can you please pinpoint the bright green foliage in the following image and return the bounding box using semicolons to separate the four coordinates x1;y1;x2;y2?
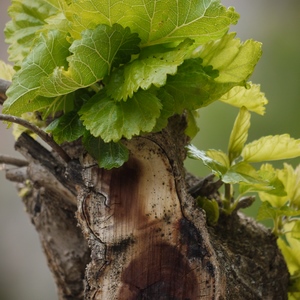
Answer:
187;106;300;214
66;0;239;45
2;0;256;168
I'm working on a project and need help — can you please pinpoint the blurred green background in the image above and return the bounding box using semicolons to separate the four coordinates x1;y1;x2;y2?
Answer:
1;1;300;299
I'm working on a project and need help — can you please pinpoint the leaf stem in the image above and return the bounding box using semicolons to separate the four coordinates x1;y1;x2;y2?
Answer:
0;114;71;163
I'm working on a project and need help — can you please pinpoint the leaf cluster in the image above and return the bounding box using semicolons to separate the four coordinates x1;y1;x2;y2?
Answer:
1;0;264;168
187;107;300;297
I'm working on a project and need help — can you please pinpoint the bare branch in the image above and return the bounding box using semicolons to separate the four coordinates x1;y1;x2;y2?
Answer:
0;114;71;163
0;79;11;104
0;154;28;167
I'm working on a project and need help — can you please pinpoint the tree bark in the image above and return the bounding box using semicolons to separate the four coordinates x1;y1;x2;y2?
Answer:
4;115;289;299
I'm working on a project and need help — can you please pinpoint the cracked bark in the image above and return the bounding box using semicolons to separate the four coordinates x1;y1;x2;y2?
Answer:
4;115;289;299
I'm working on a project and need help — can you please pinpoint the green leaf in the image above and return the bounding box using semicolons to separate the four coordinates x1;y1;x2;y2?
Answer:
220;83;268;115
82;133;129;169
196;196;219;225
151;88;177;132
105;39;194;101
67;0;239;46
222;161;265;185
291;221;300;240
242;134;300;163
228;106;251;163
195;32;262;83
277;237;300;275
40;24;141;97
79;90;162;142
257;201;300;222
5;0;61;66
0;61;15;80
3;30;70;116
258;163;300;208
186;144;229;177
163;58;236;111
194;32;262;82
185;110;200;139
46;111;85;144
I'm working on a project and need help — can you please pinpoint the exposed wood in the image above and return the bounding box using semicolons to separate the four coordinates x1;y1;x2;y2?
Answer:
3;118;289;299
77;137;218;299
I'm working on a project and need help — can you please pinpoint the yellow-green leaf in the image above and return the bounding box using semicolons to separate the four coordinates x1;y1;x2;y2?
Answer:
0;60;15;81
220;83;268;115
242;134;300;163
228;106;251;163
195;32;262;83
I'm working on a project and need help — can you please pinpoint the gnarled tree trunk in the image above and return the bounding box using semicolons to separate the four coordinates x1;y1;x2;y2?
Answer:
5;115;288;299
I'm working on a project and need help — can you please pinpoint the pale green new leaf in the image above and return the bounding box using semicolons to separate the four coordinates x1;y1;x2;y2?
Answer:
186;144;229;177
0;61;15;80
79;90;162;142
259;163;300;208
257;202;300;222
3;30;70;116
106;39;194;101
239;163;286;197
67;0;239;46
5;0;61;66
242;134;300;163
195;32;262;83
220;83;268;115
278;238;300;278
222;161;265;184
82;133;129;169
40;24;140;97
291;221;300;240
228;106;251;163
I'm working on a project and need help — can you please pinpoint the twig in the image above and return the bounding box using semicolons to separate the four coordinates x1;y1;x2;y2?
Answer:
0;79;11;104
0;114;71;163
0;154;28;167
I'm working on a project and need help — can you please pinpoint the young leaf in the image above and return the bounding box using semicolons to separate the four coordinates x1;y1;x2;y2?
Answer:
195;32;262;83
258;163;300;208
277;237;300;275
40;24;141;97
257;202;300;222
105;39;194;101
291;221;300;240
228;106;251;163
3;30;70;116
220;83;268;115
196;196;219;225
222;161;265;185
82;133;129;169
46;111;85;144
67;0;239;46
79;90;162;142
0;61;15;80
241;134;300;163
186;144;229;177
